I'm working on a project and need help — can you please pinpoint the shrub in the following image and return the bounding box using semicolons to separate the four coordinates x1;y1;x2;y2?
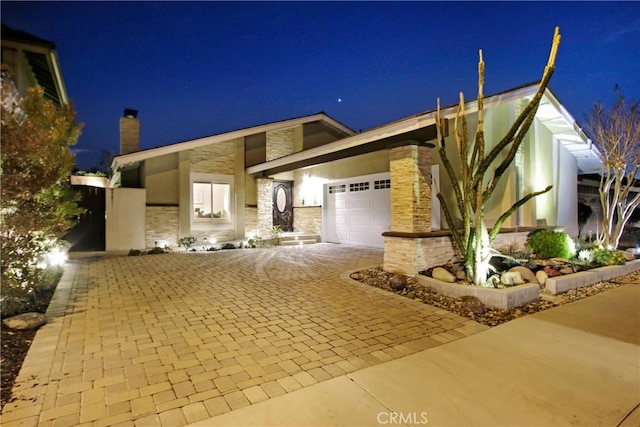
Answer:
592;248;626;266
526;230;576;259
220;243;236;250
128;249;143;256
147;246;165;255
178;236;197;250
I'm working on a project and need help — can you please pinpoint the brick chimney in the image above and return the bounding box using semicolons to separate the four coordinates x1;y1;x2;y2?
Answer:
120;108;140;154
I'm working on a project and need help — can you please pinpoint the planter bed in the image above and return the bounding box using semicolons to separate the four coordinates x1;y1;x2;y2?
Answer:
545;259;640;294
415;275;540;310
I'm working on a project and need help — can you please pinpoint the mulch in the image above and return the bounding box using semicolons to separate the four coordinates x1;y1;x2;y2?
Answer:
1;287;55;411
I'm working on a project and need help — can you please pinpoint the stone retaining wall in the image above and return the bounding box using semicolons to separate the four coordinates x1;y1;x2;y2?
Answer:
384;231;531;275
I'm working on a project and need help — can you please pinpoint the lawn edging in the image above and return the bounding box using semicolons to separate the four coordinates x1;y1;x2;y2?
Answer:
414;275;540;310
545;259;640;294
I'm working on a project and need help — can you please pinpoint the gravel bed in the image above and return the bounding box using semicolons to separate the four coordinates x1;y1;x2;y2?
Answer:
350;268;639;327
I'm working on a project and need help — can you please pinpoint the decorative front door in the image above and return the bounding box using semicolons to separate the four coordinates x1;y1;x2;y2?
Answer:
273;181;293;232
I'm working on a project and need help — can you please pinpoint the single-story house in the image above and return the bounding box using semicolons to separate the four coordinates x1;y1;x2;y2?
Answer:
108;82;601;274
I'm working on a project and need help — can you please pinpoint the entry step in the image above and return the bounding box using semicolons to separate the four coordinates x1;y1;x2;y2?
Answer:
278;233;320;245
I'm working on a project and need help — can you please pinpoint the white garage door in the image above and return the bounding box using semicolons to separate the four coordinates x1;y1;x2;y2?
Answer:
323;173;391;248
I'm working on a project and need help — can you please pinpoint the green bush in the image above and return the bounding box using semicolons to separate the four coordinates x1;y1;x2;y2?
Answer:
220;243;236;250
592;248;626;266
526;230;575;259
128;249;144;256
147;246;165;255
178;236;197;249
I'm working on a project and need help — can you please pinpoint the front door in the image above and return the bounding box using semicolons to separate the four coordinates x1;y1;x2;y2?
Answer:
273;181;293;232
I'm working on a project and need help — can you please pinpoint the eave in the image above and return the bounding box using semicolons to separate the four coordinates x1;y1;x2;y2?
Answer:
111;112;354;173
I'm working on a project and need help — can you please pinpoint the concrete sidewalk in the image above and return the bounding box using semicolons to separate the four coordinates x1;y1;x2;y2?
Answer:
191;282;640;427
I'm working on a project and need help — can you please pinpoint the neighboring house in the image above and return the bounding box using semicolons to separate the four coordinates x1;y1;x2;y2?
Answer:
110;82;601;274
2;25;107;251
1;24;67;106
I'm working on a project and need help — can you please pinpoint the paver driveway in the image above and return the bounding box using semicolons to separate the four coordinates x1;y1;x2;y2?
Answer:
3;244;487;426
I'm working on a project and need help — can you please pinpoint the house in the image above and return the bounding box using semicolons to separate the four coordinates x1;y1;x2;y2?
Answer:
109;82;601;274
1;24;67;106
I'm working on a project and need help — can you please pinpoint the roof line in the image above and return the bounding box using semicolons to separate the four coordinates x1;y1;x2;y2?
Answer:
247;82;544;175
112;112;354;170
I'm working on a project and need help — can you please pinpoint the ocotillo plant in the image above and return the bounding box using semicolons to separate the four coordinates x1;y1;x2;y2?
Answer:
434;27;561;286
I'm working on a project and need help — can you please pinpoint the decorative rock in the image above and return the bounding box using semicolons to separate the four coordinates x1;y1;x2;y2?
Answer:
458;295;485;315
487;274;502;288
501;271;524;286
2;312;47;330
543;266;561;277
432;267;456;283
559;267;574;275
622;251;635;261
455;271;467;281
536;270;548;286
389;274;407;291
508;266;538;284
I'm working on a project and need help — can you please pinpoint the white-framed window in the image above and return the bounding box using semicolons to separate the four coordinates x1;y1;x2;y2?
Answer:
191;173;233;225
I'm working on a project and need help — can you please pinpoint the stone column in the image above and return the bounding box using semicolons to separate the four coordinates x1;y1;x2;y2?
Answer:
390;143;433;232
384;142;435;275
257;178;273;237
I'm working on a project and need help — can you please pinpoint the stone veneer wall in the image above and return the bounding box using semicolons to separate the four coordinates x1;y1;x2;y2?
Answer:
245;206;258;236
190;229;236;245
190;141;235;174
146;206;179;248
257;179;273;237
389;145;432;232
293;207;322;235
384;231;531;275
266;128;295;161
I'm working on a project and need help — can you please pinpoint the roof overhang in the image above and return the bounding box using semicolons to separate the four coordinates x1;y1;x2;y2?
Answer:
111;112;353;174
248;83;602;177
1;37;68;106
532;90;601;174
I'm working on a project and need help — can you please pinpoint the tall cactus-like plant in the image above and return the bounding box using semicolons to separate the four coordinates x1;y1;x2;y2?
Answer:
434;27;561;286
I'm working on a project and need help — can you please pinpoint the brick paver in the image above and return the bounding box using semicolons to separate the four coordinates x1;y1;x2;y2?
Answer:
2;244;488;426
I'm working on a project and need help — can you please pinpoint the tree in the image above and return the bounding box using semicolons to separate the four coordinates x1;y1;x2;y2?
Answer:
587;89;640;249
1;79;83;301
433;27;560;286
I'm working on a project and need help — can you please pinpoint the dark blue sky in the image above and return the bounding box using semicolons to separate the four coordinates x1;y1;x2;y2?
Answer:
2;1;639;170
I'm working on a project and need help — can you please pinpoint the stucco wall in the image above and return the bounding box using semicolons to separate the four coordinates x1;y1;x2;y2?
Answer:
145;154;179;204
292;151;389;207
106;188;146;251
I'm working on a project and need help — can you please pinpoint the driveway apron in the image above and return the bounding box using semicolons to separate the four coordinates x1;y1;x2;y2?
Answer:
2;244;487;426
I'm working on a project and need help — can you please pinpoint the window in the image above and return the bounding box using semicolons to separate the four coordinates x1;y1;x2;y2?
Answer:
193;182;231;223
349;182;369;192
329;184;346;194
374;179;391;189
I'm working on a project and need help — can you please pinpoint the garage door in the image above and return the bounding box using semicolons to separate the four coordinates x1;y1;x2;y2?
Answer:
323;173;391;248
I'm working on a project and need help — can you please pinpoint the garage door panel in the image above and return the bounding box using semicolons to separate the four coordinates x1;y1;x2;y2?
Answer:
335;198;347;209
348;214;371;225
335;214;348;225
348;197;371;209
371;215;390;226
324;173;390;248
